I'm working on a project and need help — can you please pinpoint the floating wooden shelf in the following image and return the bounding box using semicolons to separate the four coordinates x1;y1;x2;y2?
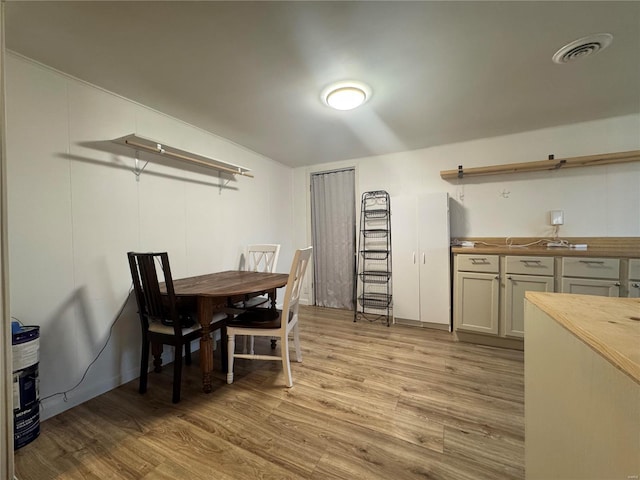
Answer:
440;150;640;180
113;134;253;178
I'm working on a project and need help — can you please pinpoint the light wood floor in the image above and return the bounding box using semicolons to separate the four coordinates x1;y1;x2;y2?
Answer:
15;306;524;480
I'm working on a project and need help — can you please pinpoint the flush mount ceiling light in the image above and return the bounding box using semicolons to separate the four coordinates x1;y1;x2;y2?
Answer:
552;33;613;64
322;81;371;111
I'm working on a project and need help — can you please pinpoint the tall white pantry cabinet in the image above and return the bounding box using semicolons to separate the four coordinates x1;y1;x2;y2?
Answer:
391;193;451;329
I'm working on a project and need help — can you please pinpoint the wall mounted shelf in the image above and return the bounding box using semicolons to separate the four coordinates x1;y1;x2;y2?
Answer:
113;134;253;178
440;150;640;180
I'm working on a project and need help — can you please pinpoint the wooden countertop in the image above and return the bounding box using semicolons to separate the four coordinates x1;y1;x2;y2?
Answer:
451;237;639;258
451;245;639;257
525;292;640;385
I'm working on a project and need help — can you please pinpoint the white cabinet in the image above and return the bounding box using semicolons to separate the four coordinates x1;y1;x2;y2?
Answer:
391;196;420;322
455;254;554;340
391;193;450;328
560;257;620;297
628;259;640;298
503;256;554;338
454;250;633;348
454;255;500;335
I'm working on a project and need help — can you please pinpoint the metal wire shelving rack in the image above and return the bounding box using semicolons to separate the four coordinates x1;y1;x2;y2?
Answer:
354;191;392;326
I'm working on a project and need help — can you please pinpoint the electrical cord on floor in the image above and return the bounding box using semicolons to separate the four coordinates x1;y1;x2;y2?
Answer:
39;284;133;405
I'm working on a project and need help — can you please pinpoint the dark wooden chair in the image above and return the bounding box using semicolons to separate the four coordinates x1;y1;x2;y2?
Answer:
128;251;225;403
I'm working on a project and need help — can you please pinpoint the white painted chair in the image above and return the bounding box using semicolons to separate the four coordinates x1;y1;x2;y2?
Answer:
238;244;281;353
242;244;281;308
214;244;281;353
226;246;312;387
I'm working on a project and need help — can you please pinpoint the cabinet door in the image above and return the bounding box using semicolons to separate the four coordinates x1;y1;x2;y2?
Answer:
455;271;499;335
391;196;419;321
628;259;640;298
505;274;554;338
418;193;450;327
561;278;620;297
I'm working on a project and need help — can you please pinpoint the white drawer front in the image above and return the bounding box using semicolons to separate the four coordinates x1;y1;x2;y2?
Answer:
505;256;554;276
562;257;620;280
457;254;499;273
629;259;640;280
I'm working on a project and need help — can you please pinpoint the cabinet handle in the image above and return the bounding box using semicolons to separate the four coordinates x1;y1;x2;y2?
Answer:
520;260;541;264
422;253;426;264
615;282;621;287
413;252;416;264
632;283;640;288
470;258;490;265
495;275;500;280
507;275;512;280
578;260;605;265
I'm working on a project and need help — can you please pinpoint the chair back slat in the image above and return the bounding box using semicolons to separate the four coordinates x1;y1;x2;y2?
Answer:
280;247;313;326
128;252;181;336
246;244;281;273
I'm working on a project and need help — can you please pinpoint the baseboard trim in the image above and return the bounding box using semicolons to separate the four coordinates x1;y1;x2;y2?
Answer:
394;317;451;331
455;330;524;350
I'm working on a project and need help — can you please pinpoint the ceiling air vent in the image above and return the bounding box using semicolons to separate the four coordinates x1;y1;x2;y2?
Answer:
552;33;613;64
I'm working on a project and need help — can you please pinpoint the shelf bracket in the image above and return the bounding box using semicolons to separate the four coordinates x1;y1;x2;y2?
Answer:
218;171;232;194
132;150;150;181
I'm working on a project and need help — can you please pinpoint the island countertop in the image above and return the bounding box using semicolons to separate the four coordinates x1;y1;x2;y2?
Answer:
525;291;640;385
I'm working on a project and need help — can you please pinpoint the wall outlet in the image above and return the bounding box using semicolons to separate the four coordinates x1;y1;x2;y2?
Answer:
550;210;564;226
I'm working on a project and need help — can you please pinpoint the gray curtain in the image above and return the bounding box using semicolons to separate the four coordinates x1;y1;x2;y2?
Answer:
310;169;356;309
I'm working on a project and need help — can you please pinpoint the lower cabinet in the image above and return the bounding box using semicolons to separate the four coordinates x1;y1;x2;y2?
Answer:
504;274;554;338
454;254;555;343
454;255;500;335
560;277;620;297
503;255;555;339
560;257;620;297
627;258;640;298
455;270;499;334
454;253;631;347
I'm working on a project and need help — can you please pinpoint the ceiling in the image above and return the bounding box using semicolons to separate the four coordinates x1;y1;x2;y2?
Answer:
5;1;640;168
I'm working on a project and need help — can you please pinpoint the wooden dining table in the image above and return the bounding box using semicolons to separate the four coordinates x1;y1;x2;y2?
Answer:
171;270;289;393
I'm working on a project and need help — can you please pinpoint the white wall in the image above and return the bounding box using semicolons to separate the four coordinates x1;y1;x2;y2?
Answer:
295;113;639;238
5;53;295;419
294;114;640;300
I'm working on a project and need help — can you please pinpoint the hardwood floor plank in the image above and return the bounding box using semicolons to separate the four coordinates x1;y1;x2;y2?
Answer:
15;306;524;479
443;425;524;478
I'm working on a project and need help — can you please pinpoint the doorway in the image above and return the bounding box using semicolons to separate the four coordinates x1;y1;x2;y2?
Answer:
310;168;356;309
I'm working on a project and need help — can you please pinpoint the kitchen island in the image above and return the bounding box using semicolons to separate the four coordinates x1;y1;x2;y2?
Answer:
524;292;640;480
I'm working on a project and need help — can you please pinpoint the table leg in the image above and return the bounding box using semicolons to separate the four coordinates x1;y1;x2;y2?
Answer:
269;288;277;309
197;297;214;393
